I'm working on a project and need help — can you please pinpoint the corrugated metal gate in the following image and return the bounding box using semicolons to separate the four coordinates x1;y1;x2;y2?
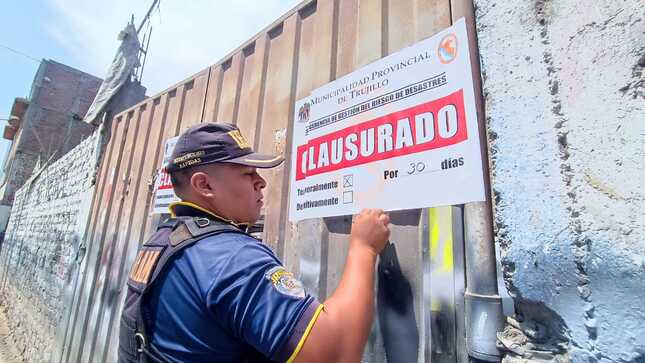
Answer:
55;0;482;361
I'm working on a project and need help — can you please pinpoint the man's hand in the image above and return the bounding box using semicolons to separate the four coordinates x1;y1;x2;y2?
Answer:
294;208;391;363
351;209;391;256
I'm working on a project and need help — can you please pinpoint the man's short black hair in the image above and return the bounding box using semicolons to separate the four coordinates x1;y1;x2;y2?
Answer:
170;169;192;194
170;164;219;196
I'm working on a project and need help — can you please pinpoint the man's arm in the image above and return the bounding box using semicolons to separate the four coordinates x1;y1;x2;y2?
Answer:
293;209;390;363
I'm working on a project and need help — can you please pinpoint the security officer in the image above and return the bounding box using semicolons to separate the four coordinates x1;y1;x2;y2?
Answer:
119;122;390;363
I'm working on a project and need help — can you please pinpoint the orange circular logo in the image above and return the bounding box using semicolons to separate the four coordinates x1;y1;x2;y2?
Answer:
438;33;458;64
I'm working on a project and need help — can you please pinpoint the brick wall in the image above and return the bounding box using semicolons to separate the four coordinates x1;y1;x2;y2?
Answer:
0;130;100;362
0;60;101;206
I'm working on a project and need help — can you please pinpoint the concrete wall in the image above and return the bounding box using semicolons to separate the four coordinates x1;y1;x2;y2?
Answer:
474;0;644;361
0;131;99;362
0;205;10;233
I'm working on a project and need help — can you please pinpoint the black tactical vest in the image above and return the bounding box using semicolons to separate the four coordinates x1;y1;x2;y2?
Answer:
118;216;247;363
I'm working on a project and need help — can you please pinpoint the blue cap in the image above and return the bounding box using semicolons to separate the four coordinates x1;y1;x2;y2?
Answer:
166;122;284;172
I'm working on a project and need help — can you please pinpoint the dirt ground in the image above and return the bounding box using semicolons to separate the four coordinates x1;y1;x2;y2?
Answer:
0;305;22;363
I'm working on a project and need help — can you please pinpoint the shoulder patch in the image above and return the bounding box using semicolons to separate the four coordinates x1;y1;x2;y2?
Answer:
129;249;161;284
265;266;306;299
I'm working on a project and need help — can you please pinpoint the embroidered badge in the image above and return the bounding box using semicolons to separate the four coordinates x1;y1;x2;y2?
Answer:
265;266;306;299
228;130;250;149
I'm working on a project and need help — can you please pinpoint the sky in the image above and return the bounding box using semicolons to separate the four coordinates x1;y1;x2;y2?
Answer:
0;0;302;178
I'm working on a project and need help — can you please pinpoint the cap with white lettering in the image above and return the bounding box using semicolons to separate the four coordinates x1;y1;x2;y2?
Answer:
166;122;284;172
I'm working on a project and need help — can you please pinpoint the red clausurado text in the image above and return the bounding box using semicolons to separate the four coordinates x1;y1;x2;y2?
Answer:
295;89;468;181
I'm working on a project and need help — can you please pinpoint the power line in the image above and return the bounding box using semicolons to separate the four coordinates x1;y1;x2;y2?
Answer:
0;44;40;64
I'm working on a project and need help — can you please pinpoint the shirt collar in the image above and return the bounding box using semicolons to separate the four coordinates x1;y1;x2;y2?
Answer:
168;201;249;230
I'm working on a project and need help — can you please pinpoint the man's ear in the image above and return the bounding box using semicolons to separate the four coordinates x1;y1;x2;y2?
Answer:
190;172;215;198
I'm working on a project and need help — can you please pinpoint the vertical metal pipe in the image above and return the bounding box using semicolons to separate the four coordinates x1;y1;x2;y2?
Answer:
464;203;498;295
454;0;505;360
464;202;504;361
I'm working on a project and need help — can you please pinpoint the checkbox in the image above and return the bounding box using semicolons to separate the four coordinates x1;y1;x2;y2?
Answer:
343;174;353;188
343;191;353;204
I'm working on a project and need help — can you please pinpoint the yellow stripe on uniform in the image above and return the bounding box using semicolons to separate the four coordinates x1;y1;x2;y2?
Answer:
168;201;242;227
286;304;325;363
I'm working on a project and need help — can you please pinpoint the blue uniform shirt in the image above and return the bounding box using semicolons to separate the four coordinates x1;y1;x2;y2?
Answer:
147;204;322;362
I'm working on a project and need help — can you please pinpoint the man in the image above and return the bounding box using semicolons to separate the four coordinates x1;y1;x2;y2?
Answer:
119;122;390;363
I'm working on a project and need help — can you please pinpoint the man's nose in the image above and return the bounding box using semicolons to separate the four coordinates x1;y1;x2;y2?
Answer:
255;173;267;190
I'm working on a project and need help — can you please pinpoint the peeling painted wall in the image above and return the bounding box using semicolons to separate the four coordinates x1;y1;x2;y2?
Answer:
474;0;644;361
0;130;99;362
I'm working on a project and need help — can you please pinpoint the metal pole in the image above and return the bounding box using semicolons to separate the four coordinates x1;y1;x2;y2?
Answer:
464;202;503;361
138;26;153;82
455;0;505;360
137;0;160;35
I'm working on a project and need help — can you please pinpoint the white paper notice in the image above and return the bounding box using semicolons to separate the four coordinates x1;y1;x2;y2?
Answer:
151;136;180;214
289;19;485;221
